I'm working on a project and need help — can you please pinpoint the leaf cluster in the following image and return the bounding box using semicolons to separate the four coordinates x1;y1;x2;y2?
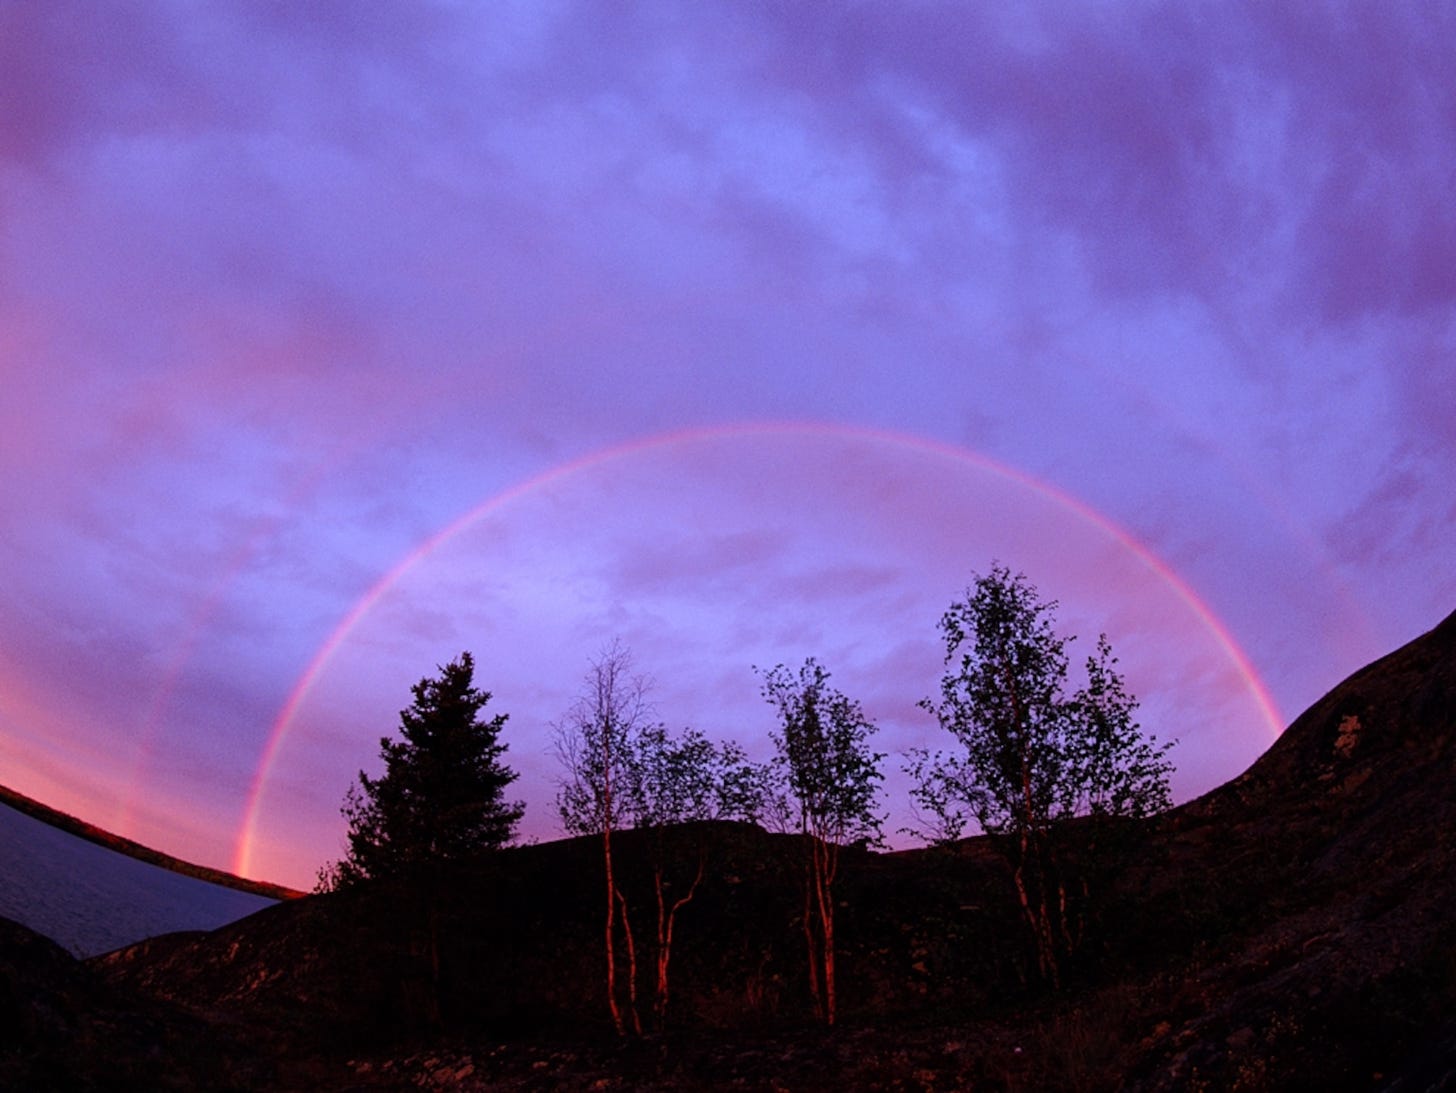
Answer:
758;658;885;847
910;564;1174;843
556;645;764;836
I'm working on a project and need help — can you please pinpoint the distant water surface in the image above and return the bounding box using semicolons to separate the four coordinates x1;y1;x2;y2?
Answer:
0;801;275;957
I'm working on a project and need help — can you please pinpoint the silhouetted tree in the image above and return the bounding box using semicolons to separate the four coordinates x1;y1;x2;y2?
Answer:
908;565;1174;986
759;658;884;1026
555;640;652;1036
628;725;764;1026
557;642;764;1032
320;652;523;1026
328;652;523;887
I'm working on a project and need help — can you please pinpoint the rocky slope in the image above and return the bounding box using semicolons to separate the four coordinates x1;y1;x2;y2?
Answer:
0;915;271;1090
1116;605;1456;1090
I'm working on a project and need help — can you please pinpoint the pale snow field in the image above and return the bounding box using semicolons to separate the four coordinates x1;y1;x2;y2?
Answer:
0;801;276;957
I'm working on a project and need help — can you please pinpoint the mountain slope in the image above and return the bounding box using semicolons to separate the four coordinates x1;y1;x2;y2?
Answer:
0;915;270;1091
1111;606;1456;1089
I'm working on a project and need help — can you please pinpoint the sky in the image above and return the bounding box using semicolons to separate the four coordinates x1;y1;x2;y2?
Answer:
1;2;1451;891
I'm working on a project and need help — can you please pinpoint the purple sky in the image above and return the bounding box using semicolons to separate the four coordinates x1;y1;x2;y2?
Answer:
2;3;1451;890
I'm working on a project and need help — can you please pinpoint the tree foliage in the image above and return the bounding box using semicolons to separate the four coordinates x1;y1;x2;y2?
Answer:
909;564;1174;985
621;723;764;1027
555;641;655;840
556;641;765;1032
759;657;884;1025
326;652;523;888
554;641;645;1035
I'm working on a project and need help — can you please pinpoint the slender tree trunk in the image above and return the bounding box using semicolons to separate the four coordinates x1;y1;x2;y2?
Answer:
1011;697;1060;989
1035;858;1057;988
654;862;667;1025
653;850;705;1027
1011;846;1060;988
601;706;628;1036
1057;869;1084;955
1011;856;1039;981
603;823;623;1035
812;837;839;1026
615;884;642;1035
802;847;824;1020
800;833;841;1025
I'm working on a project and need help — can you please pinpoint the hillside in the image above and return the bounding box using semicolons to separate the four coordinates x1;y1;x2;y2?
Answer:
1082;604;1456;1089
6;608;1455;1090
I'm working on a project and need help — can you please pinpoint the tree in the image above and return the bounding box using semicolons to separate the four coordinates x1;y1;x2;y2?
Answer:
626;724;763;1026
908;564;1174;986
328;652;524;887
555;640;653;1036
759;658;884;1026
320;652;523;1026
557;642;764;1032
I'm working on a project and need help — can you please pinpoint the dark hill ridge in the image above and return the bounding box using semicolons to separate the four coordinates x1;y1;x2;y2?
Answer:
7;608;1455;1090
1191;603;1456;822
1099;605;1456;1089
0;915;269;1091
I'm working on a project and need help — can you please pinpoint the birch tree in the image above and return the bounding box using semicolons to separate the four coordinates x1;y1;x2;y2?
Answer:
557;643;764;1032
556;641;649;1036
909;564;1174;986
759;658;883;1026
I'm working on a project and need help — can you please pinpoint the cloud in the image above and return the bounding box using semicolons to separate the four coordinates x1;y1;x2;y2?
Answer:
1;2;1447;887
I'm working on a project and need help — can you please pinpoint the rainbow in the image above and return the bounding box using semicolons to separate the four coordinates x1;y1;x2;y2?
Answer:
232;420;1285;879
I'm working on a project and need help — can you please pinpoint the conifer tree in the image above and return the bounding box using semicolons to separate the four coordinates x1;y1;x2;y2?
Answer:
327;652;523;887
